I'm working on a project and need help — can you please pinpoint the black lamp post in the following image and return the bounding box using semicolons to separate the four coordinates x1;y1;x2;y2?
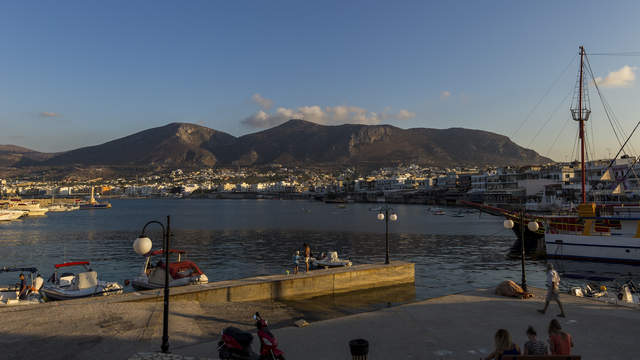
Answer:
376;206;398;264
135;215;172;353
503;209;536;293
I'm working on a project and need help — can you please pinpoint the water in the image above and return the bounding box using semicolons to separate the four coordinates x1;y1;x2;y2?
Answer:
1;199;636;301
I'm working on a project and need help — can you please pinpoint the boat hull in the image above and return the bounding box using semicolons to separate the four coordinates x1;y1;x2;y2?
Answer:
41;282;123;300
130;274;208;291
546;233;640;264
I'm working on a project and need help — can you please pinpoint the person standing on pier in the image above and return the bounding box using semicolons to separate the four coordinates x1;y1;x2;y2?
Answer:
538;263;566;317
304;243;313;272
18;273;28;299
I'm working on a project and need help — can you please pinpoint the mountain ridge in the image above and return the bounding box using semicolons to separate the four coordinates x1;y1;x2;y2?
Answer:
3;120;553;170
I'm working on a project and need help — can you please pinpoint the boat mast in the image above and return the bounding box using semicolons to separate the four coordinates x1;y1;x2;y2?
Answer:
579;46;586;203
571;46;590;204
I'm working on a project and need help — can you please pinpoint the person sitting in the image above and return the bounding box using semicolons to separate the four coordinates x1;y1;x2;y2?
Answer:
17;273;29;300
523;325;548;355
483;329;520;360
548;319;573;355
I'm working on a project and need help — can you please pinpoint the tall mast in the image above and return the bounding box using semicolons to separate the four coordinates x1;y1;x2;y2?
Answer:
579;46;586;203
571;46;590;204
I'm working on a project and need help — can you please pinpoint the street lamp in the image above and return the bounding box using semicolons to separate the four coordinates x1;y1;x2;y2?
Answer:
376;206;398;264
503;212;538;293
134;215;172;353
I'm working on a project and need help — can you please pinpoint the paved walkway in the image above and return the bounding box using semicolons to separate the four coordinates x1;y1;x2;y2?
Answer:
179;287;640;359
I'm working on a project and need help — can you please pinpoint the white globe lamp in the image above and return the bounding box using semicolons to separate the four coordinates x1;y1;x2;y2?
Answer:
527;221;539;232
133;236;153;255
503;219;514;229
377;213;385;221
390;213;398;221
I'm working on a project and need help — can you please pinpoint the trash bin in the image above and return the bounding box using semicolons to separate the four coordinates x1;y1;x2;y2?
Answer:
349;338;369;360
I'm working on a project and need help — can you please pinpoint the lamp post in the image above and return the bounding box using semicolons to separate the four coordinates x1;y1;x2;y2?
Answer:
376;206;398;264
503;212;538;293
133;215;172;353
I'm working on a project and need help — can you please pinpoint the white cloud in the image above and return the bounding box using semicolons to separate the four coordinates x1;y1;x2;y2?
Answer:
40;112;60;118
395;109;416;120
440;90;451;99
242;104;416;129
595;65;637;88
251;93;273;110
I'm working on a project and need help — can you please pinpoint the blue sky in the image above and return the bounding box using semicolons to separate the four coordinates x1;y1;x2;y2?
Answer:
1;1;640;162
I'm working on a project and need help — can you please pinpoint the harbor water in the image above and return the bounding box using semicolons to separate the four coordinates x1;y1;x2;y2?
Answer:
1;199;637;303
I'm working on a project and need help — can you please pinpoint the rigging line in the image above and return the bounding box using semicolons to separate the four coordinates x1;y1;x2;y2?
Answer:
589;52;640;56
570;126;579;163
545;117;572;157
604;119;640;170
526;88;572;148
510;54;577;139
584;53;631;154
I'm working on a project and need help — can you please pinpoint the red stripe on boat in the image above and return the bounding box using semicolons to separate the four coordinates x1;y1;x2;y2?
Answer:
54;261;90;268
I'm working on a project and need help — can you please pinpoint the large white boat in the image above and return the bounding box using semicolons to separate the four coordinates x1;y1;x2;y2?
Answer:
9;200;48;216
41;261;123;300
129;249;208;290
541;47;640;264
0;209;27;221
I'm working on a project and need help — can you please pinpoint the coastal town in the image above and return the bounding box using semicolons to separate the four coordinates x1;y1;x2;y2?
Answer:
2;156;637;209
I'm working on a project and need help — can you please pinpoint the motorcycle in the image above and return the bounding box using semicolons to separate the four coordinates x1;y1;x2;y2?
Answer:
217;312;285;360
255;312;285;360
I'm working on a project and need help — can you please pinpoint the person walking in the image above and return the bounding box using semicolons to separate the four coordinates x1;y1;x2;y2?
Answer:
538;263;566;317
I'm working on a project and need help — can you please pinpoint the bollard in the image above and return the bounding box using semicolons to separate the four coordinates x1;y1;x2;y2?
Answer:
349;338;369;360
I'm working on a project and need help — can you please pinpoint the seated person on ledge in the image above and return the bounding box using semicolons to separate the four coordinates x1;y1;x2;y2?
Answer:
483;329;521;360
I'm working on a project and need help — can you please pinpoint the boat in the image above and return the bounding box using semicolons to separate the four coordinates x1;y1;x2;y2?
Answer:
41;261;123;300
314;251;352;269
79;186;112;209
0;209;27;221
449;210;465;218
431;208;446;215
46;204;68;212
0;267;44;305
8;200;48;216
129;249;208;290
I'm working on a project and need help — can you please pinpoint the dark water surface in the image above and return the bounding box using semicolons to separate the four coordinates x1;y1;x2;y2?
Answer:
1;199;637;303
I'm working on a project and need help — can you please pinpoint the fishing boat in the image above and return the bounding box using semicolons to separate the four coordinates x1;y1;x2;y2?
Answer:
129;249;208;290
0;209;27;221
41;261;123;300
0;267;44;305
79;186;111;209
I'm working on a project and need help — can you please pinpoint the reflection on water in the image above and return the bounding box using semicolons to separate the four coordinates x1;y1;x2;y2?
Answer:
0;199;637;301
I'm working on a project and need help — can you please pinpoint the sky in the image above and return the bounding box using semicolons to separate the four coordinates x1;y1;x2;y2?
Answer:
1;1;640;162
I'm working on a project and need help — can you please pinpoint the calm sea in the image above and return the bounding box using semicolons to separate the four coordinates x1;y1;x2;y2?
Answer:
1;199;637;302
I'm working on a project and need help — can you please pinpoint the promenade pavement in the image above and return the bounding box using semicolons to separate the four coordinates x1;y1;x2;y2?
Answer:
179;287;640;359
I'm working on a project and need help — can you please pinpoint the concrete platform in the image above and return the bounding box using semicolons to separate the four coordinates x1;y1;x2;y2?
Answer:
179;287;640;359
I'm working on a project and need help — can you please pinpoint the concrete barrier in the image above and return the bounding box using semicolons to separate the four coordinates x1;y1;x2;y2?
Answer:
126;261;415;304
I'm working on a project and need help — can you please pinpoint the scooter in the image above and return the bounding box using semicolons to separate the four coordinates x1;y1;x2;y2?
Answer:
255;312;286;360
218;326;258;360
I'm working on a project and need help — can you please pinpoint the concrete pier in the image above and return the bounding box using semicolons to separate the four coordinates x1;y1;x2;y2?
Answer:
126;261;415;304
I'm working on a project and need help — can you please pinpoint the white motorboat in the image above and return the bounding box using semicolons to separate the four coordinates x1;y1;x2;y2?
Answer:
0;210;27;221
9;200;48;216
314;251;352;269
0;267;44;306
46;204;67;212
129;249;208;290
41;261;123;300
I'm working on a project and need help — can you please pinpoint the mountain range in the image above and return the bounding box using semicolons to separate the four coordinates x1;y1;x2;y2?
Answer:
1;120;552;171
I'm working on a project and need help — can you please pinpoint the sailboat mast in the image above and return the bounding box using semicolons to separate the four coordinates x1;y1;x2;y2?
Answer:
579;46;586;203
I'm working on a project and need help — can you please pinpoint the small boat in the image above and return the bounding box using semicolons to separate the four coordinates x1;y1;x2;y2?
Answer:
431;208;446;216
41;261;123;300
129;249;208;290
0;209;27;221
449;211;465;218
46;204;68;212
0;267;44;305
314;251;352;269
